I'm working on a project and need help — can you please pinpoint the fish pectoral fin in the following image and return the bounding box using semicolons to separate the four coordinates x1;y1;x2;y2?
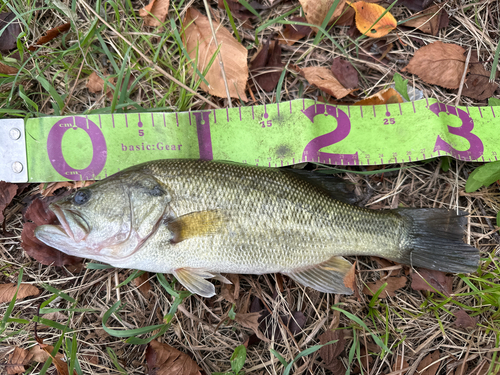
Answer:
285;256;354;295
173;268;216;297
167;210;225;243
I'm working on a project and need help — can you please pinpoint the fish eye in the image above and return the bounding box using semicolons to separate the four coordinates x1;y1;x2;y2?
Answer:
74;190;91;205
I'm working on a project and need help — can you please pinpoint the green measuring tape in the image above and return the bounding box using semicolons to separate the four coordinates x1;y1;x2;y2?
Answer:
1;98;497;183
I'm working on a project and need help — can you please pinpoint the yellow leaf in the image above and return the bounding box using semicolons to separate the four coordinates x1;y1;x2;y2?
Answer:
182;8;248;101
353;88;403;106
347;1;397;38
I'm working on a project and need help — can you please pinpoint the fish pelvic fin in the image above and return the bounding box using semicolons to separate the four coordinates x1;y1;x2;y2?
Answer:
395;208;479;273
167;210;225;243
285;256;354;294
173;268;216;297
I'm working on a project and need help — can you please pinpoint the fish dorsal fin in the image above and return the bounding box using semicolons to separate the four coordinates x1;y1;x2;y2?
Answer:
167;210;225;243
173;268;216;297
285;256;354;294
283;169;357;204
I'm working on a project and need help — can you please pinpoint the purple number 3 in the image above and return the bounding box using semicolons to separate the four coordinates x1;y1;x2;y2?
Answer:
431;103;483;160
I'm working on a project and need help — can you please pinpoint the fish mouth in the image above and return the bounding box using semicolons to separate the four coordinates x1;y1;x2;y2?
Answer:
50;203;90;242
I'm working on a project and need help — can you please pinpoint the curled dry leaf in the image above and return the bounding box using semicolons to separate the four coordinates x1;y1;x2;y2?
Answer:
362;276;407;298
348;1;397;38
145;340;202;375
139;0;169;27
29;23;71;51
7;347;33;375
0;62;18;75
353;87;403;106
462;54;498;101
299;0;347;32
249;38;283;92
417;350;440;375
0;182;17;223
0;283;40;303
21;198;84;268
301;66;355;99
183;8;248;101
454;309;478;329
410;268;453;296
402;5;448;36
331;58;358;89
402;41;466;89
279;17;312;45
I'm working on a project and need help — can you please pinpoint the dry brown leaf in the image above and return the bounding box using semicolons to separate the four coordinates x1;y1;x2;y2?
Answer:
220;274;240;304
30;344;64;363
363;276;407;298
134;271;151;297
402;41;466;89
35;337;76;375
7;347;33;375
86;72;115;100
0;12;21;52
0;283;40;303
0;182;17;223
319;329;345;372
0;62;18;74
249;38;283;92
348;1;397;38
399;0;433;12
22;198;84;268
402;5;444;35
41;311;68;322
411;269;453;296
183;8;248;101
331;57;358;89
279;17;312;45
417;350;440;375
39;180;94;198
301;66;355;99
145;340;202;375
462;54;499;100
234;312;270;342
454;309;478;329
139;0;169;27
299;0;347;32
354;87;403;105
29;23;71;50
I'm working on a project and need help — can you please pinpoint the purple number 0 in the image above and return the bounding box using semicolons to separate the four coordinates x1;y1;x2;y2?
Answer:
47;116;107;180
431;103;484;160
302;104;359;165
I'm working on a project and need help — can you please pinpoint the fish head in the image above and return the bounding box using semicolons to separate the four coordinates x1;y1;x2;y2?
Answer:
35;170;171;263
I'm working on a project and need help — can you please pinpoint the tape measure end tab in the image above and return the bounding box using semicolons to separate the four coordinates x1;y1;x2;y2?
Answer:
0;119;28;183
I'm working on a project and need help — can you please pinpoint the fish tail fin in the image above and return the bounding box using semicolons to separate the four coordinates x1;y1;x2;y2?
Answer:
394;208;479;273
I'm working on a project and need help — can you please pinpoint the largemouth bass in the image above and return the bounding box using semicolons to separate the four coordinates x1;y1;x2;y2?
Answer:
35;160;479;297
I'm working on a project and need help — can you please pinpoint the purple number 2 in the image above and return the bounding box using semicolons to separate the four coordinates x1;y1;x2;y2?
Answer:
430;103;484;160
302;104;359;165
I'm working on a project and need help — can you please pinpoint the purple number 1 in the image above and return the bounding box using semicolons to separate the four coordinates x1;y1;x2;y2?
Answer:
302;104;359;165
431;103;484;160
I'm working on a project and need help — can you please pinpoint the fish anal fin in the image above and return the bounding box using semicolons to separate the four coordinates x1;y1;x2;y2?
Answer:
173;268;216;297
285;256;354;294
167;210;225;243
